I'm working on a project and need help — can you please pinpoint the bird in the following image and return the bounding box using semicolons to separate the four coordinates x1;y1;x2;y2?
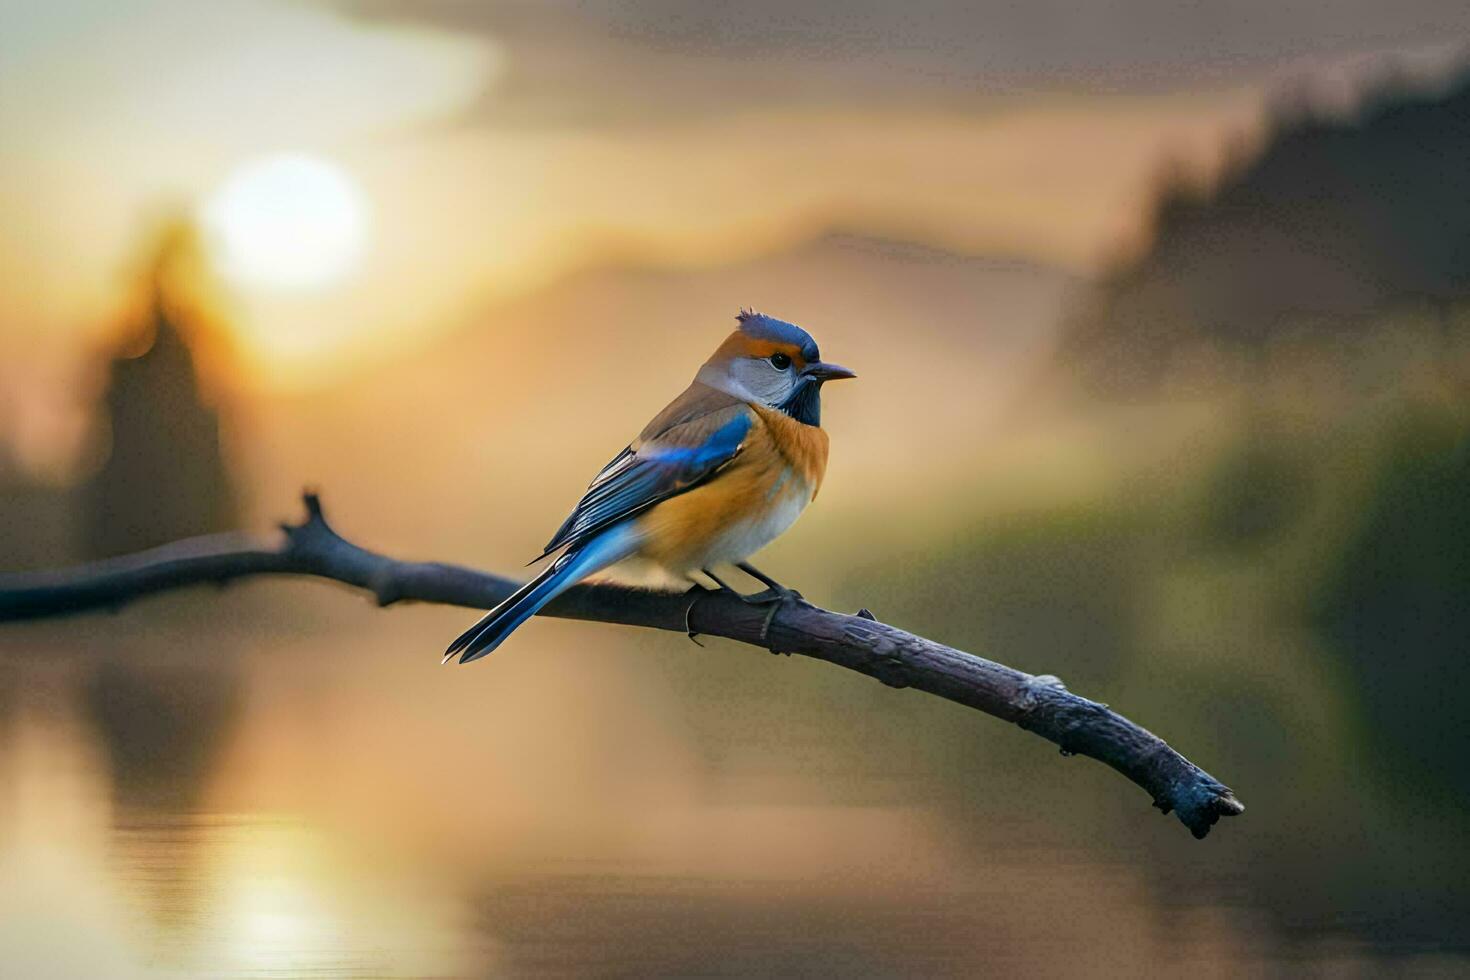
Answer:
444;309;855;664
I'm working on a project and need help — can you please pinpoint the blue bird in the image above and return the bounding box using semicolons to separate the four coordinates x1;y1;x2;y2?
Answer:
445;310;855;663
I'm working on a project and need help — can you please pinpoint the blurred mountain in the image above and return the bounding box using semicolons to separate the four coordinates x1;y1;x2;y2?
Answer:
1059;64;1470;393
244;231;1080;555
400;229;1079;417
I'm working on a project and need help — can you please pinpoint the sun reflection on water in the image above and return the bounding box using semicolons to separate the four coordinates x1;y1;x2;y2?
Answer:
0;670;482;979
200;816;460;978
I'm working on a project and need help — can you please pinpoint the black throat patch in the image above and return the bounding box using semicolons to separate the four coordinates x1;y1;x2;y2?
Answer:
778;379;822;427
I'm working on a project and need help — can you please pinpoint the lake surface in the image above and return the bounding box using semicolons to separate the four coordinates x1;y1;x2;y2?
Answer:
1;579;1466;978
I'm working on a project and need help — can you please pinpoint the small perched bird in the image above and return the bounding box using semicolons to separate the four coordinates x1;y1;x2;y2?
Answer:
445;310;855;664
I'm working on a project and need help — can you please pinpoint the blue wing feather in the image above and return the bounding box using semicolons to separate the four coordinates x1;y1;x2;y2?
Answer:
536;407;751;561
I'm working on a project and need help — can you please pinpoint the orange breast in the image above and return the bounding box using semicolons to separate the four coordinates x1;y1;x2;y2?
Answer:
750;404;829;497
635;408;826;572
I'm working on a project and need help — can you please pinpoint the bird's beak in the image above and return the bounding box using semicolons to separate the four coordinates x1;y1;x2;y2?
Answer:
804;361;857;382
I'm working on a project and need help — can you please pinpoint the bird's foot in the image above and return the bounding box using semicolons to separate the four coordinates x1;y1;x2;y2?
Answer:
735;585;804;606
734;562;802;602
685;572;804;652
701;567;803;606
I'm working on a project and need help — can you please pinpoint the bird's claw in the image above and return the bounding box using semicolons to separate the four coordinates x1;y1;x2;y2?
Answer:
737;586;804;606
683;584;707;645
682;574;803;643
697;568;804;606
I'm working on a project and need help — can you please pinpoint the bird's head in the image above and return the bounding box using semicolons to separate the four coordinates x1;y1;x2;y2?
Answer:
696;310;855;425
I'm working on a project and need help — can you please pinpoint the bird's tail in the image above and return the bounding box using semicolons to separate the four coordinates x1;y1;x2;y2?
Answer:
443;524;639;664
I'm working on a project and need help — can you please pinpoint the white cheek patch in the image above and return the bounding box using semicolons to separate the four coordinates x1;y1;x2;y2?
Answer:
728;357;795;406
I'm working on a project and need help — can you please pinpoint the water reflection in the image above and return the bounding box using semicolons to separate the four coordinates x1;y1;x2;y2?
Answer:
0;661;473;978
4;611;1465;978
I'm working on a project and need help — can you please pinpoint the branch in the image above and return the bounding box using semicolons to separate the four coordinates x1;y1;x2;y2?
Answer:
0;492;1243;839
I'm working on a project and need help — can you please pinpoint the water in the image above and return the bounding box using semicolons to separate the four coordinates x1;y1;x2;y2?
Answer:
1;570;1466;978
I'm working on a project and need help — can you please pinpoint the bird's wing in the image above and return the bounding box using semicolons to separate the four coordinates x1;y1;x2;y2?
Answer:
537;389;753;560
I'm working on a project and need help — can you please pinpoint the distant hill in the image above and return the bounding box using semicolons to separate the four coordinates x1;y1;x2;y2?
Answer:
244;231;1079;553
1059;64;1470;393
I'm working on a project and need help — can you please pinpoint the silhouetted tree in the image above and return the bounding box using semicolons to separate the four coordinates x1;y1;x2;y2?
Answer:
1062;64;1470;390
81;222;237;558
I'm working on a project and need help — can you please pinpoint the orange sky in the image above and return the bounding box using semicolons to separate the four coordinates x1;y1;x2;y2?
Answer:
1;0;1465;387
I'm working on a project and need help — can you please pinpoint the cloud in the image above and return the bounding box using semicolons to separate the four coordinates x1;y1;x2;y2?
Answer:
325;0;1470;125
0;0;498;348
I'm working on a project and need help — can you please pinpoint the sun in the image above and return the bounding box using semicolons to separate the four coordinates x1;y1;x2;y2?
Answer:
202;154;370;291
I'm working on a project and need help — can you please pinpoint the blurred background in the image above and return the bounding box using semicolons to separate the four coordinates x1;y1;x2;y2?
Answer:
3;1;1469;976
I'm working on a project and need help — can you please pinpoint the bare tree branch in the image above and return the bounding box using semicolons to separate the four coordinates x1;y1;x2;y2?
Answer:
0;492;1243;839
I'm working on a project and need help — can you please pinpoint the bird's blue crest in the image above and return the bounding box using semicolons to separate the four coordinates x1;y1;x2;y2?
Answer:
736;309;820;362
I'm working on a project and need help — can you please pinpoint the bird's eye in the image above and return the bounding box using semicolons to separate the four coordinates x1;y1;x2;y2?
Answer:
769;352;792;370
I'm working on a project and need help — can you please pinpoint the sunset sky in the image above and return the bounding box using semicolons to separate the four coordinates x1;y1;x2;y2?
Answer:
2;0;1466;383
3;11;1470;974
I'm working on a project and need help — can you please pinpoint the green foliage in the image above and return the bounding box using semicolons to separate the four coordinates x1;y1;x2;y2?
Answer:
840;352;1470;948
1313;402;1470;809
